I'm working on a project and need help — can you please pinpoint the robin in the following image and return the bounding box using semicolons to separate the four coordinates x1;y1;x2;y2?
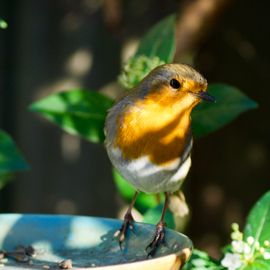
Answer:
104;63;215;256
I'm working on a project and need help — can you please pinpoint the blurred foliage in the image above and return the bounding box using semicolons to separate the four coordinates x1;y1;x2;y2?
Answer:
183;249;223;270
0;19;20;190
192;84;258;138
118;55;165;89
0;18;7;29
135;14;176;63
112;168;163;214
0;130;29;189
244;191;270;247
142;203;175;229
30;89;114;143
184;191;270;270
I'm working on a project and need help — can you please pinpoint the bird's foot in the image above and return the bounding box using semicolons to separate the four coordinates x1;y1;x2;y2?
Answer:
146;221;166;257
114;212;134;249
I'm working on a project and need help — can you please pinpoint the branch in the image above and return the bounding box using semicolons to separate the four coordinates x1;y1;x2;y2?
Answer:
175;0;233;62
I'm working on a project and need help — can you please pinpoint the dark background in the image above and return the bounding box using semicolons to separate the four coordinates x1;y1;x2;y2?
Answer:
0;0;269;257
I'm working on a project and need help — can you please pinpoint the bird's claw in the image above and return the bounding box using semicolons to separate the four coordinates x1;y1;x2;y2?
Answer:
146;221;166;257
114;212;134;249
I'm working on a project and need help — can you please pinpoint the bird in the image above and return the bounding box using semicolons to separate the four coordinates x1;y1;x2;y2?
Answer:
104;63;215;257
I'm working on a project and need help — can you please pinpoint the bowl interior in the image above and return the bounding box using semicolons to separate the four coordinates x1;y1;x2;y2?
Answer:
0;214;192;269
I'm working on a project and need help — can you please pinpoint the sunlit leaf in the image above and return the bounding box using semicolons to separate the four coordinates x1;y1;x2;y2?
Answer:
183;249;223;270
0;130;29;189
0;18;8;29
135;14;176;63
242;260;270;270
30;89;114;143
192;84;258;138
112;168;135;201
143;203;175;229
244;191;270;245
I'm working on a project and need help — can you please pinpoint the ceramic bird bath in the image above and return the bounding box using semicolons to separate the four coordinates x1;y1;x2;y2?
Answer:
0;214;192;269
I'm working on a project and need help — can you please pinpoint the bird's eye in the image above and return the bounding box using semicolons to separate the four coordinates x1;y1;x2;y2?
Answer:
170;78;181;89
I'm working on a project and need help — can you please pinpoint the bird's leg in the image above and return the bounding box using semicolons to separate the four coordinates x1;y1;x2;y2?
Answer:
114;191;139;248
146;192;169;257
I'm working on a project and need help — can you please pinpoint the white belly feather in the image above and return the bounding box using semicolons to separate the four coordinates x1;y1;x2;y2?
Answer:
108;147;191;194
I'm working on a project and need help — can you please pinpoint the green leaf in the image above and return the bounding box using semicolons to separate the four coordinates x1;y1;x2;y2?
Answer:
112;168;135;201
183;249;224;270
192;84;258;138
242;259;270;270
0;18;8;29
135;14;176;63
244;191;270;245
30;89;114;143
0;130;29;187
113;168;163;213
136;193;164;214
0;173;13;189
143;203;175;229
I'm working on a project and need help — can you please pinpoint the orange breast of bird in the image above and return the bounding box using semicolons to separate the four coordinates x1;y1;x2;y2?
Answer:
114;87;193;166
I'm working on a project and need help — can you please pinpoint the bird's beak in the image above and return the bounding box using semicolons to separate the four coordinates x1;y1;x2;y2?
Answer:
195;91;216;103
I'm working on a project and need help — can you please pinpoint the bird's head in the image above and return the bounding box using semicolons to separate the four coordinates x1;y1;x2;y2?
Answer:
136;63;215;111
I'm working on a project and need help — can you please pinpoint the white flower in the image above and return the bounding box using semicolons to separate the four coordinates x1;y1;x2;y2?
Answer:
232;223;239;231
247;236;254;245
263;252;270;260
255;241;260;250
243;243;251;254
221;253;243;270
231;231;243;241
232;240;245;253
